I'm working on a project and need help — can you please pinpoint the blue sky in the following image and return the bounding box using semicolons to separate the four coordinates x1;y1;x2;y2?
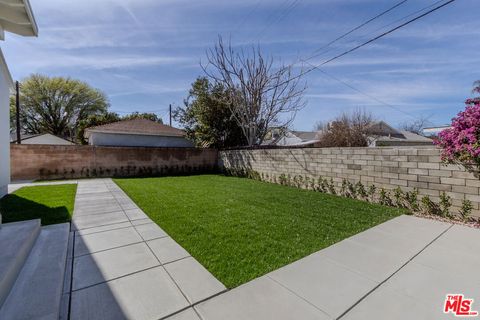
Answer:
2;0;478;130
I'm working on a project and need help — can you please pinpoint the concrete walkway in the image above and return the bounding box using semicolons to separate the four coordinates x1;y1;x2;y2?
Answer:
67;179;226;320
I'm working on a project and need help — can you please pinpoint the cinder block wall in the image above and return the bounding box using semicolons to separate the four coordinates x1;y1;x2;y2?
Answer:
11;144;218;181
220;147;480;217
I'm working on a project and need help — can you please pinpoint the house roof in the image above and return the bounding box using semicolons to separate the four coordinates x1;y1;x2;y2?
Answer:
0;0;38;39
373;130;433;143
263;129;320;147
84;118;186;138
365;121;401;137
291;131;319;141
10;133;76;145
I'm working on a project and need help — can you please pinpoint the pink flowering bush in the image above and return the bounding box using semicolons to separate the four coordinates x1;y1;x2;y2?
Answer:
435;83;480;171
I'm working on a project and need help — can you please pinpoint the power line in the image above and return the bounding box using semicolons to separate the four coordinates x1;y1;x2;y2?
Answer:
295;0;456;121
311;0;447;62
315;0;456;67
362;0;446;41
277;0;456;88
255;0;301;43
232;0;262;34
305;0;409;61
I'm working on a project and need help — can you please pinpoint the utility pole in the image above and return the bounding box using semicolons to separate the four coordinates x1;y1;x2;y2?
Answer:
169;104;172;127
15;81;21;144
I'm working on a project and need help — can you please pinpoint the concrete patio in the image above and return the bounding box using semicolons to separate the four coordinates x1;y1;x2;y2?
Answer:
4;178;478;319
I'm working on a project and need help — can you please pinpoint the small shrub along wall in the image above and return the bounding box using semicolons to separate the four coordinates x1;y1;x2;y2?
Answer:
220;147;480;220
11;144;218;181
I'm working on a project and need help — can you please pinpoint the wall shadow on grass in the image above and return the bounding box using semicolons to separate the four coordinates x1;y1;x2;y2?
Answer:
0;194;70;226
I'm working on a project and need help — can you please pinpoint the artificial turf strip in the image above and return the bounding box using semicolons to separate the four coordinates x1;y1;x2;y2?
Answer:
115;175;405;288
0;184;77;226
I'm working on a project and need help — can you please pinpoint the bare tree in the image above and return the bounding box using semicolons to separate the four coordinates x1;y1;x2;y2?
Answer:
318;109;375;147
399;115;432;135
202;37;307;146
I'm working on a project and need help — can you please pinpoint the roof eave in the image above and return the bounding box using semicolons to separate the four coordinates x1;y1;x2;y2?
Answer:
0;0;38;38
23;0;38;37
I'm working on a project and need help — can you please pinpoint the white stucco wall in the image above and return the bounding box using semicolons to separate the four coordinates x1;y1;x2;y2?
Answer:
89;132;194;148
0;58;11;198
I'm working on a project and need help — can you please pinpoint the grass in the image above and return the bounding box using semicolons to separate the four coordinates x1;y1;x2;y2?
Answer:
115;175;405;288
0;184;77;225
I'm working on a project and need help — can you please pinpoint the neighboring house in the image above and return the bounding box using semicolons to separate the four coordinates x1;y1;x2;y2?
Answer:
366;121;433;147
84;118;194;148
10;133;75;145
263;128;321;147
422;125;452;137
0;0;38;197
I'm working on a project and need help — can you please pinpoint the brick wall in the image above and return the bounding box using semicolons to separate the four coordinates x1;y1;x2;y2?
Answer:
220;147;480;217
11;144;218;181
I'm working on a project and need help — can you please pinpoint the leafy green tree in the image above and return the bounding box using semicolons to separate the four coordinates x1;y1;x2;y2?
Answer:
174;77;246;148
11;74;109;140
122;112;163;123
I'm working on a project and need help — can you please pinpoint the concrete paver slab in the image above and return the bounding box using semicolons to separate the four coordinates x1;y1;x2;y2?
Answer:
148;237;190;264
71;267;189;320
124;208;149;220
72;211;129;230
75;192;114;201
73;205;124;216
341;285;436;320
74;227;142;257
414;241;480;279
165;257;226;304
347;228;431;261
131;218;152;226
134;222;168;241
76;222;132;236
269;252;377;318
373;215;451;241
426;224;480;255
195;276;331;320
72;243;159;290
74;199;119;208
320;238;405;282
120;203;140;210
76;186;110;194
380;261;480;308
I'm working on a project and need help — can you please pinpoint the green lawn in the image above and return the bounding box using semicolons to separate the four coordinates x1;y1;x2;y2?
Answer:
115;175;405;288
0;184;77;225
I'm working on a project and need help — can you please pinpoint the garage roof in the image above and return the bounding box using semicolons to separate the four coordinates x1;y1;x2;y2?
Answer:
85;118;186;138
0;0;38;39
